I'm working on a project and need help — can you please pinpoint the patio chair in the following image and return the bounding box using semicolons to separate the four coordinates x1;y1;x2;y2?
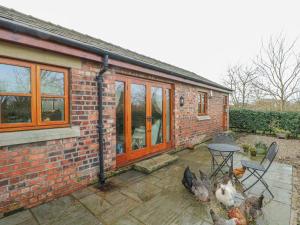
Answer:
240;142;279;198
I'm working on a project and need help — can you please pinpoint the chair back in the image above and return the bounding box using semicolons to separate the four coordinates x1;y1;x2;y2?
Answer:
261;142;279;170
212;133;235;145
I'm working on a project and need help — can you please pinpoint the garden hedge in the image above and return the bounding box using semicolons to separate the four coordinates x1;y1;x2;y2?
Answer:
229;109;300;137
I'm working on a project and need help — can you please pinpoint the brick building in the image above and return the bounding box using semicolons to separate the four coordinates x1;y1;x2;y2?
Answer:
0;6;231;213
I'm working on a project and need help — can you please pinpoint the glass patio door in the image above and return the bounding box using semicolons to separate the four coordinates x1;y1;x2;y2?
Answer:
130;82;147;152
115;76;172;165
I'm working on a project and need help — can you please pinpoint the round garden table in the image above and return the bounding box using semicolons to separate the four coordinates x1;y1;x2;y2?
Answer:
207;143;241;178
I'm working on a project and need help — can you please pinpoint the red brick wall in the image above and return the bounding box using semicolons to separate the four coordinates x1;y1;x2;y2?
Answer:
0;60;105;212
0;59;228;213
174;83;227;148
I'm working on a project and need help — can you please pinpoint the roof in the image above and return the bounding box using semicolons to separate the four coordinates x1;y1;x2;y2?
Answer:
0;5;230;91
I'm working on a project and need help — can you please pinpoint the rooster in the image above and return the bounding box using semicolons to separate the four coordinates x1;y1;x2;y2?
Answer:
210;209;239;225
182;166;210;202
215;176;236;208
227;208;248;225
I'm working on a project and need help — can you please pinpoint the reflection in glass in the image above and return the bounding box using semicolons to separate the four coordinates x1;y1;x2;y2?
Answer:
151;87;163;145
0;64;31;93
166;89;171;142
131;84;146;150
42;98;64;121
116;81;125;155
41;70;64;96
0;96;31;123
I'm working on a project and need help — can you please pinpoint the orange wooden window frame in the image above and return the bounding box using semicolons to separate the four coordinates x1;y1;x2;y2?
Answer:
198;92;208;115
0;57;69;132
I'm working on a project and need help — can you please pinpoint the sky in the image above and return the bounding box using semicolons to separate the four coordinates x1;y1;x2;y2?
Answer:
1;0;300;85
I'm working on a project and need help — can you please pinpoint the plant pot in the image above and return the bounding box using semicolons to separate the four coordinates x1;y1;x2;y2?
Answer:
276;132;288;139
256;148;266;155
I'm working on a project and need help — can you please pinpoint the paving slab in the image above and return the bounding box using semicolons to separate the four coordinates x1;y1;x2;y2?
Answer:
129;191;192;225
97;190;128;205
133;154;178;174
100;198;139;225
79;194;111;218
31;196;102;225
117;170;146;184
0;210;38;225
122;180;162;202
111;215;144;225
72;187;95;199
257;200;291;225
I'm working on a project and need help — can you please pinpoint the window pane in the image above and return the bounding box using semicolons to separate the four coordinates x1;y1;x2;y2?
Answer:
41;70;64;96
42;98;64;121
0;64;31;93
131;83;146;150
0;96;31;123
201;95;205;113
151;87;163;145
166;89;171;142
116;81;125;155
198;94;202;114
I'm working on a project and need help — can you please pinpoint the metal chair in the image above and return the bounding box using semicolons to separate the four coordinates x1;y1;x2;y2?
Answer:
240;142;279;198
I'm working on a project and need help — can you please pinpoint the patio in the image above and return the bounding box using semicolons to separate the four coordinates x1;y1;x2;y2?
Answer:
0;144;293;225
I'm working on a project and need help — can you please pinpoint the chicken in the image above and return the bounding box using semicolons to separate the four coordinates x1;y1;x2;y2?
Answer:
182;166;210;202
210;209;238;225
239;195;264;221
199;169;211;190
215;176;236;207
182;166;195;193
233;167;246;179
224;176;236;197
227;208;248;225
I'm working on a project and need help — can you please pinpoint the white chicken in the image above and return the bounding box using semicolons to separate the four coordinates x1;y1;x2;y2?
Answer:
215;176;236;208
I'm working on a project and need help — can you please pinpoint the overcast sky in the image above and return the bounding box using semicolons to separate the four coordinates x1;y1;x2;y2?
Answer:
2;0;300;85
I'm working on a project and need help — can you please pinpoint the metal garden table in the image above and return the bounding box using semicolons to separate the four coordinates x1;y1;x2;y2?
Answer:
207;143;241;178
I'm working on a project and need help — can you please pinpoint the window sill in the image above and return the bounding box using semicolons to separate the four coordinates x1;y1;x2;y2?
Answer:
0;126;80;147
197;115;211;121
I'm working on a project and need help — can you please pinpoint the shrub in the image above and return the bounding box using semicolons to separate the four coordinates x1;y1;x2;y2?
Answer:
241;143;252;153
250;147;257;156
230;109;300;137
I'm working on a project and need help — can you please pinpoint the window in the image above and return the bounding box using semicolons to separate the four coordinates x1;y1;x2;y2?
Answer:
0;57;69;132
198;92;208;115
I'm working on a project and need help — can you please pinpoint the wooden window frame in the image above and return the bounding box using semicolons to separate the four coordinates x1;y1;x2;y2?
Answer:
0;57;69;132
198;92;208;116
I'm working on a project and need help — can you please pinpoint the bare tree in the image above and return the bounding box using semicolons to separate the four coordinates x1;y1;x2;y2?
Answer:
223;65;257;107
254;35;300;111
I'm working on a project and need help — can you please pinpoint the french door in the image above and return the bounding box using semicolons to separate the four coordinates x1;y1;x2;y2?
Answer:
115;75;172;166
